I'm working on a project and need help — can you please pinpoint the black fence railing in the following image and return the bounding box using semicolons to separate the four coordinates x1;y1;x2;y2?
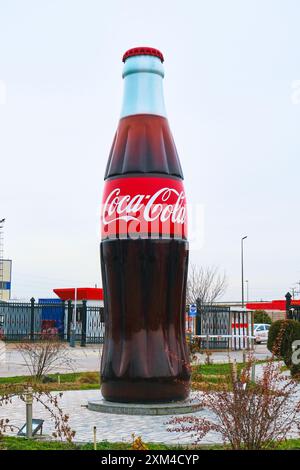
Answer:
0;298;105;345
192;302;253;350
285;292;300;322
288;305;300;322
195;304;231;349
1;297;254;350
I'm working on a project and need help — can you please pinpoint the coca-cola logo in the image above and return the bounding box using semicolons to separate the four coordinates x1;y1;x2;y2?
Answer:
103;187;186;225
101;177;188;240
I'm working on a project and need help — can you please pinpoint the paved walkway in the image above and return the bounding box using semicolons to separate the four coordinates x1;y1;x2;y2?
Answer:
0;355;298;445
1;377;299;445
0;389;219;445
0;340;280;446
0;342;102;377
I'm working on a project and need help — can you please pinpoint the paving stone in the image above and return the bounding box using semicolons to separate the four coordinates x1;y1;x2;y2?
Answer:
0;389;218;444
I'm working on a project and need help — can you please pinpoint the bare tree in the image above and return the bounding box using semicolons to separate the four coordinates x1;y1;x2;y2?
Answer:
186;264;227;306
16;339;74;381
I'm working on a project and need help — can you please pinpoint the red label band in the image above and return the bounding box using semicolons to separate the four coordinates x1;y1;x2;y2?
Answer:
101;177;188;240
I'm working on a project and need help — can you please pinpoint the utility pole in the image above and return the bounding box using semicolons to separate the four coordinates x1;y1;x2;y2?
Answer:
290;287;296;300
241;236;247;308
245;280;249;303
296;281;300;298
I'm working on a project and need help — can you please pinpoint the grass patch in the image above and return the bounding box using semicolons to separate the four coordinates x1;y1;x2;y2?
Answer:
192;363;233;376
0;361;269;394
0;371;100;393
1;436;300;451
0;436;78;451
278;439;300;450
190;363;243;391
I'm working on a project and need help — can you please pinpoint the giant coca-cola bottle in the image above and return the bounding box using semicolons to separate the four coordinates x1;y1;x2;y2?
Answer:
100;47;190;403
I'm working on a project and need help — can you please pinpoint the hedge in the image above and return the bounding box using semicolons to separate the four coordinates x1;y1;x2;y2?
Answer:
267;319;300;376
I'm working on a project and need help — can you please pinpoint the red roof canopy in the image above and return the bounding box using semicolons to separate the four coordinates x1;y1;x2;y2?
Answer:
246;299;300;311
53;287;103;301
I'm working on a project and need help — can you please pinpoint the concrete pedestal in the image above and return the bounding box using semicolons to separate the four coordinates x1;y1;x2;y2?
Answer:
88;393;201;416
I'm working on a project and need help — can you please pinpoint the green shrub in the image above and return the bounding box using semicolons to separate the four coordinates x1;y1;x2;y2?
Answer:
254;310;272;324
267;319;300;376
290;363;300;378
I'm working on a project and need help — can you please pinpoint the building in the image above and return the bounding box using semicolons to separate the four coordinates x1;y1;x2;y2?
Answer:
246;299;298;321
0;259;12;301
53;287;104;307
53;287;105;342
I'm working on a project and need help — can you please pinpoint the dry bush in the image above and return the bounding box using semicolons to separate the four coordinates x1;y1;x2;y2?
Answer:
0;383;75;442
16;339;74;380
168;356;300;450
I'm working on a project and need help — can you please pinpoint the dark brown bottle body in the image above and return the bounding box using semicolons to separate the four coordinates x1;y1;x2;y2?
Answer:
100;114;190;403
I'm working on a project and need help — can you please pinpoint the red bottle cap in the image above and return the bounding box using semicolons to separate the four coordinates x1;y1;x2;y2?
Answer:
122;47;164;63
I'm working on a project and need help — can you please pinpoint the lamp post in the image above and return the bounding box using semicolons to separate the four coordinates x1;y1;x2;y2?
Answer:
245;280;249;303
25;386;33;439
290;287;296;300
241;236;247;308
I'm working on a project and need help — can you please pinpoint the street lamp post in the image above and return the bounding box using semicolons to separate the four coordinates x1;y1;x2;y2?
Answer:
241;236;248;308
245;280;249;303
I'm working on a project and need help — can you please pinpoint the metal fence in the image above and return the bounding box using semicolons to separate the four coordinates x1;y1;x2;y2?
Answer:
195;303;253;350
0;299;105;345
285;292;300;322
0;298;253;350
288;304;300;322
196;304;231;349
0;300;42;341
71;304;105;344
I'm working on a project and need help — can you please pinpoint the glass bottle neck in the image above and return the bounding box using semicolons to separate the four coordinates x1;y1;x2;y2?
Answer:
120;56;167;118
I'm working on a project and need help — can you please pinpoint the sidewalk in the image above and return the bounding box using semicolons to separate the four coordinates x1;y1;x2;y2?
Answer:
194;344;272;364
0;343;102;377
0;380;298;445
0;389;218;445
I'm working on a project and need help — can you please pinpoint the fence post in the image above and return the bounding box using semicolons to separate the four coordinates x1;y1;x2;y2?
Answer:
67;300;72;342
81;300;87;347
196;297;201;335
251;362;256;383
285;292;292;319
60;300;66;340
30;297;35;341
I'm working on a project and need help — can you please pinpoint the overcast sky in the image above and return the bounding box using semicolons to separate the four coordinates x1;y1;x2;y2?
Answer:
1;0;300;301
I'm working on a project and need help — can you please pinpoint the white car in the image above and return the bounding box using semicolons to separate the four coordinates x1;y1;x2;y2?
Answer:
253;323;270;344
